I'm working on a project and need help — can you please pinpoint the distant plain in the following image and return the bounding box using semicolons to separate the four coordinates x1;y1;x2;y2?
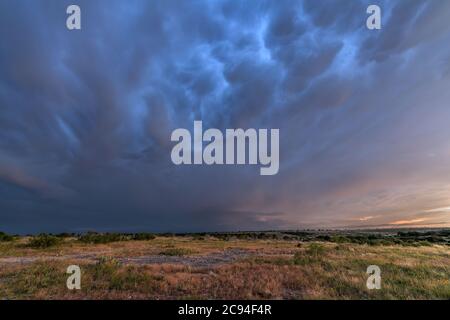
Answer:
0;229;449;299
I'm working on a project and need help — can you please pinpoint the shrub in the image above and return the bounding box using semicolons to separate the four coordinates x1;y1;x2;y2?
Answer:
78;232;130;244
0;231;14;242
292;243;327;265
79;232;157;243
293;252;307;265
27;234;61;248
317;235;331;241
90;257;121;284
330;235;350;243
132;233;156;241
55;233;75;238
306;243;326;257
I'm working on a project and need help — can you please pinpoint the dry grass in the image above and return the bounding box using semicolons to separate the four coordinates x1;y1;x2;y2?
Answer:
0;237;448;300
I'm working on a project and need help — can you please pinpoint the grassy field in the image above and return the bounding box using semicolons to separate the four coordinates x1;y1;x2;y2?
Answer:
0;230;449;300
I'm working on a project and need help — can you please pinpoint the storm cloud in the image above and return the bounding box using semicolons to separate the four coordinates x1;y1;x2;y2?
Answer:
1;0;450;233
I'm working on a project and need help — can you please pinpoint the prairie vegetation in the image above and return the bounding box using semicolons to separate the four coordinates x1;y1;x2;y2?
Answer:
0;229;448;299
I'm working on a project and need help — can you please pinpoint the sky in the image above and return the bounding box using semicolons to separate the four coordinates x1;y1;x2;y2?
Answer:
1;0;450;234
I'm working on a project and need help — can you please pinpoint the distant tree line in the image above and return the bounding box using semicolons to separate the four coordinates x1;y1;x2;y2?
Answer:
0;229;449;248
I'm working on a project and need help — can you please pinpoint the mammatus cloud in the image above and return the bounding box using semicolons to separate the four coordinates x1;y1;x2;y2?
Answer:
0;0;450;233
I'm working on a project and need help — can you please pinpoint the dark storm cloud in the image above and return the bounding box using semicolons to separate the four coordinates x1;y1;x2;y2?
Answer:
359;0;450;63
1;0;450;233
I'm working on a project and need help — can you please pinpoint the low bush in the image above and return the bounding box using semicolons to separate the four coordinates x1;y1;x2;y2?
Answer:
0;231;14;242
78;232;156;243
27;234;61;248
306;243;326;257
132;233;156;241
78;233;130;244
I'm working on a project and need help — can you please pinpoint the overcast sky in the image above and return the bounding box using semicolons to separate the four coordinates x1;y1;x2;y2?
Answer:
1;0;450;234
